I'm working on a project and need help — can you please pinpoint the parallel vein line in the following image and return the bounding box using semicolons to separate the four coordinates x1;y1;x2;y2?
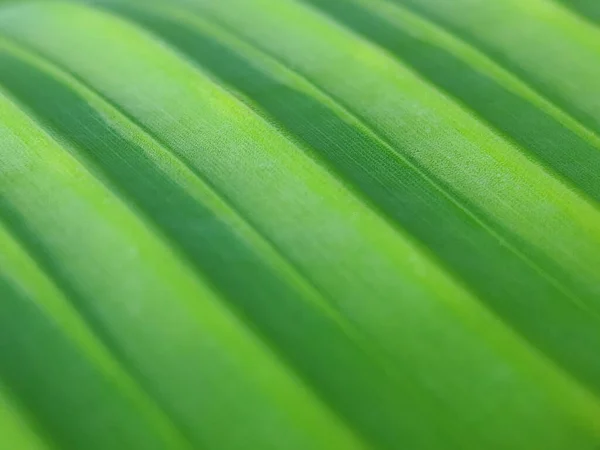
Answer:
289;0;600;216
361;0;600;151
0;34;451;447
124;2;600;320
0;222;195;450
0;78;371;449
2;2;600;440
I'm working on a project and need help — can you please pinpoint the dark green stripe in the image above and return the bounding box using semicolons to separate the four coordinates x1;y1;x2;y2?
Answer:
388;0;600;137
301;0;600;205
555;0;600;27
100;5;600;398
0;49;455;450
0;274;170;450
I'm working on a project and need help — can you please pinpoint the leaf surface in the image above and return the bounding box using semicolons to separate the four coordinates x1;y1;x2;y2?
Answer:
0;0;600;449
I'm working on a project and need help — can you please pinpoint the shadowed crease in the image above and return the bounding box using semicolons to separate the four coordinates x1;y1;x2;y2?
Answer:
0;275;173;450
302;0;600;205
0;51;443;450
382;0;600;138
555;0;600;27
104;6;600;399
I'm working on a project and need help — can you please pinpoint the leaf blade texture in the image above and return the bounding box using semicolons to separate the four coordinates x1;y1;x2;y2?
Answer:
1;1;600;449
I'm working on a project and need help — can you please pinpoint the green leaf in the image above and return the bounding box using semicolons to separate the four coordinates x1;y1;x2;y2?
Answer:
0;0;599;449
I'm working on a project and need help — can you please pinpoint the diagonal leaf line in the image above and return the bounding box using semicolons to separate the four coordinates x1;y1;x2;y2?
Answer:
0;230;195;450
0;35;384;367
386;0;600;139
0;375;59;450
330;0;600;152
0;200;200;450
120;2;600;322
553;0;600;28
15;2;600;325
1;2;600;448
0;35;457;449
107;4;600;402
97;3;600;403
300;0;600;210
